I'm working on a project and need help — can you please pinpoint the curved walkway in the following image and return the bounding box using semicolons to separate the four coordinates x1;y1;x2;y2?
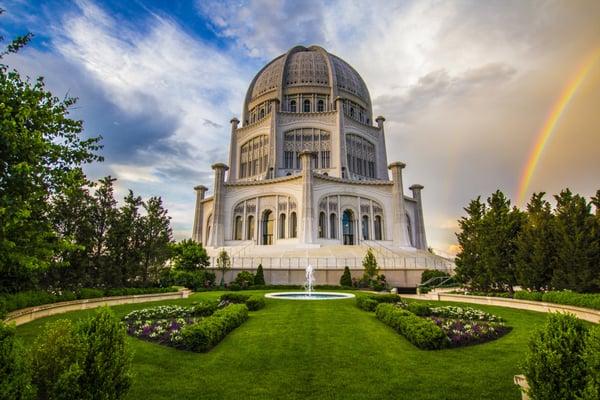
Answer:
4;289;192;326
404;292;600;324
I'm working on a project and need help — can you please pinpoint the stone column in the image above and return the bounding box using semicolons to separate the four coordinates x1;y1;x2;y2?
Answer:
207;163;228;248
299;151;316;244
227;118;239;182
388;162;411;247
410;184;428;250
376;116;389;180
192;185;208;244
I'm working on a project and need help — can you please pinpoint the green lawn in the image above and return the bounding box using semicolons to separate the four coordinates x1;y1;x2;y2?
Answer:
15;291;548;400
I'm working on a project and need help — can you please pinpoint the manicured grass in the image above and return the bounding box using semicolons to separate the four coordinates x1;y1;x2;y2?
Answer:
15;291;549;399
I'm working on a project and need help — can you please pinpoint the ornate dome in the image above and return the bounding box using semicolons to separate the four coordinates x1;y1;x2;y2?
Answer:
243;46;371;122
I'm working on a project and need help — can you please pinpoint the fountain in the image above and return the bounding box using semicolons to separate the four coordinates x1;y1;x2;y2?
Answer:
264;264;355;300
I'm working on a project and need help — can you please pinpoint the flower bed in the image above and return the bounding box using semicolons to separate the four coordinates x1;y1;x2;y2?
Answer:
429;306;503;322
430;317;510;347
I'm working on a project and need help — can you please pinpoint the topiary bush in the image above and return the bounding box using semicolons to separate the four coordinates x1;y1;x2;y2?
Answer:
582;325;600;399
375;304;448;350
220;293;250;303
31;320;84;400
77;308;133;400
180;304;248;352
0;321;34;400
254;264;265;286
523;312;588;400
340;267;352;287
406;302;432;316
356;293;403;311
233;271;255;289
245;295;265;311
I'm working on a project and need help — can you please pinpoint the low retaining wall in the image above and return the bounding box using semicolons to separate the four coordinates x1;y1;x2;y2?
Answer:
4;289;192;326
434;293;600;324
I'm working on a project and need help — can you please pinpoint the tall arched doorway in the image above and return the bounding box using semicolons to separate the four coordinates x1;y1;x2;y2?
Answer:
342;209;355;245
262;210;274;245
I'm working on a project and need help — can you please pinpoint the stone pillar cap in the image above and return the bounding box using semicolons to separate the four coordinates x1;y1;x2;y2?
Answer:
388;161;406;169
230;117;239;123
194;185;208;191
211;163;229;171
375;115;386;122
409;184;424;190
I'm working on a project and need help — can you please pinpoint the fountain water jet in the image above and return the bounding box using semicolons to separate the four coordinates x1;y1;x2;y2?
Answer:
264;264;355;300
304;265;315;296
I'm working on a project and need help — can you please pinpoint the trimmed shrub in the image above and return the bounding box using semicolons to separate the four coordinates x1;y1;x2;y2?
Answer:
0;322;34;400
582;325;600;399
77;308;133;400
523;312;588;400
167;270;215;291
407;302;432;316
245;295;265;311
514;291;544;301
77;288;105;299
31;320;84;400
254;264;265;286
340;267;352;287
180;304;249;352
228;283;241;291
234;271;255;289
375;304;448;350
356;293;403;311
420;269;451;284
190;300;219;317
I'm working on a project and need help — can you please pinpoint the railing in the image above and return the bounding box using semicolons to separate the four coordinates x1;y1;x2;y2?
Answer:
208;255;453;270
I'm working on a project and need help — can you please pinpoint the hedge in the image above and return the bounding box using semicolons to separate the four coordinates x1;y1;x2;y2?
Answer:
375;303;448;350
356;293;403;311
180;304;249;352
219;293;265;311
514;291;544;301
0;287;179;319
541;291;600;310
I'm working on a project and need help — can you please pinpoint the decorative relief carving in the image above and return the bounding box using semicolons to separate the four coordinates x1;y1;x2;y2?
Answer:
278;111;336;126
251;56;284;99
285;51;329;87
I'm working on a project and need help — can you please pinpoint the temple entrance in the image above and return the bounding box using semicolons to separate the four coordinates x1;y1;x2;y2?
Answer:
342;209;355;245
261;210;274;245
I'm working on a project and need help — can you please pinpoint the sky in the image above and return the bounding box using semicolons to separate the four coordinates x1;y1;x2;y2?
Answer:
1;0;599;257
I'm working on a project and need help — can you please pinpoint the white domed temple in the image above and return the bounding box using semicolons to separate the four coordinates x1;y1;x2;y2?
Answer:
192;46;452;287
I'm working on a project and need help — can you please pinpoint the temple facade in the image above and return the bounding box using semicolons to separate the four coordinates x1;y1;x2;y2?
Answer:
192;45;449;286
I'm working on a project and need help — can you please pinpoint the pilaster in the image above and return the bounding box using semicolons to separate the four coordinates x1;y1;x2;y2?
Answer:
388;161;411;247
410;184;428;250
207;163;229;247
192;185;208;244
300;151;316;244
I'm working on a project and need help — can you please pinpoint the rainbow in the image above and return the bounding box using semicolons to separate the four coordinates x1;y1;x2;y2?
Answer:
516;48;600;206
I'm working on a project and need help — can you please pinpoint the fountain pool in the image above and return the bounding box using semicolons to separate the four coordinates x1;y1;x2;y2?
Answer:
264;265;355;300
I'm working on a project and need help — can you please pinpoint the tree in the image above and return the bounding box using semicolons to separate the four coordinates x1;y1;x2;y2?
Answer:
0;26;102;293
479;191;524;294
254;264;265;286
170;239;208;272
362;249;379;280
551;190;597;292
454;197;487;290
582;325;600;399
340;266;352;287
216;249;231;287
138;197;172;285
515;193;555;291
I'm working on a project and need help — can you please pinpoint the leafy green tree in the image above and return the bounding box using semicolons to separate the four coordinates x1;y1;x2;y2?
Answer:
216;249;231;287
362;248;378;280
0;321;34;400
590;189;600;291
0;27;102;293
171;239;208;272
551;190;597;292
340;266;352;287
254;264;265;285
454;197;487;290
138;197;172;284
479;191;524;294
515;193;555;291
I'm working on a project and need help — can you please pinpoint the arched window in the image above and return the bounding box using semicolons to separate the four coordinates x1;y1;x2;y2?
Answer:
362;215;370;240
262;210;274;245
342;210;354;245
329;213;337;239
406;213;413;246
289;212;297;238
247;215;255;240
318;212;326;238
205;215;212;244
279;213;286;239
350;107;355;117
303;99;311;112
290;100;297;112
234;215;243;240
259;108;265;119
317;99;324;112
374;215;382;240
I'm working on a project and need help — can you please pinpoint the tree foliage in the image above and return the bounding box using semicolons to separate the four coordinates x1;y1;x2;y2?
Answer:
362;249;379;279
170;239;208;272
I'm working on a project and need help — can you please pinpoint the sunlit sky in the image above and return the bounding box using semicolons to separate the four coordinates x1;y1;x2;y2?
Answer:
2;0;599;256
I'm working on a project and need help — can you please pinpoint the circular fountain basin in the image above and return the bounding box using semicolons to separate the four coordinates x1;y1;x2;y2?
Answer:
265;292;355;300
